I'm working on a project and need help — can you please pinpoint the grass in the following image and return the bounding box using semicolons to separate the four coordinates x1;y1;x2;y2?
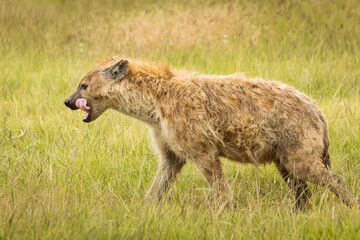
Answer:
1;0;360;239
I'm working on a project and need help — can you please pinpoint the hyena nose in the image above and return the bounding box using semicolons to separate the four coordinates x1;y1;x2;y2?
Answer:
64;99;70;107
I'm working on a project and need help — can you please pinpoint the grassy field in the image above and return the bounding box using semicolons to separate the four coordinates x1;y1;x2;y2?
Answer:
1;0;360;239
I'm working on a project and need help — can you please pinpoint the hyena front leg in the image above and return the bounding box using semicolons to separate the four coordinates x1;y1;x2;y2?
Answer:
144;151;185;202
145;129;186;202
194;154;233;207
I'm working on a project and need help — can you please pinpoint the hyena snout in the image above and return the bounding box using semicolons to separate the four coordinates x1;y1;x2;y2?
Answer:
65;90;96;122
64;97;78;110
64;99;69;106
64;99;72;108
64;92;80;110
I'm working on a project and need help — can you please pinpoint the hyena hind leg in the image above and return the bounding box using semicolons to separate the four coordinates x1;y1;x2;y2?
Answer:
284;154;358;208
276;162;311;211
314;170;358;208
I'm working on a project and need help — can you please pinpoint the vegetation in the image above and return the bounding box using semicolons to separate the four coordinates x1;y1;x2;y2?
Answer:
1;0;359;239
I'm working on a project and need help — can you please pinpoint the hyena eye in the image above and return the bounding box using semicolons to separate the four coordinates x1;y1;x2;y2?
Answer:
80;84;88;90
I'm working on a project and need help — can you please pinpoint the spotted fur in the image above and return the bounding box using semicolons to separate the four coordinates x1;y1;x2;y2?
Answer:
65;56;358;210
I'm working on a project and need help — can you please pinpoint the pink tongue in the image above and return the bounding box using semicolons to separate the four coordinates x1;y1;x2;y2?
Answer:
75;98;90;120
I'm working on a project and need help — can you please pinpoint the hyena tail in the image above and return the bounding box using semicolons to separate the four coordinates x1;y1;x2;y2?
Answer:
322;141;331;170
320;114;331;169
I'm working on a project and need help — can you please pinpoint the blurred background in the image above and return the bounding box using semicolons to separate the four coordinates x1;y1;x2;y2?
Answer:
1;0;360;239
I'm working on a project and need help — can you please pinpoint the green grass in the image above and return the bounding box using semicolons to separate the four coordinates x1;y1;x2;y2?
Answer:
1;0;360;239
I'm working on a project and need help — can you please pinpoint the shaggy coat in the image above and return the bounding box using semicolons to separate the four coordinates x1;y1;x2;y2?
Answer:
65;57;357;210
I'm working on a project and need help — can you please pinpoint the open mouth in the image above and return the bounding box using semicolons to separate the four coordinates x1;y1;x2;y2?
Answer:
75;98;91;122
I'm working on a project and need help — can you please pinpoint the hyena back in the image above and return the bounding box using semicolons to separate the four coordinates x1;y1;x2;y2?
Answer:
65;57;358;210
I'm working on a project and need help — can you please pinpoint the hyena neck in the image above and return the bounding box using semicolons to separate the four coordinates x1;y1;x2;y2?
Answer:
109;59;174;126
110;74;170;127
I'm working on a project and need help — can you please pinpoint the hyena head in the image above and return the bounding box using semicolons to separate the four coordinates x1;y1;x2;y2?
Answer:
64;58;129;122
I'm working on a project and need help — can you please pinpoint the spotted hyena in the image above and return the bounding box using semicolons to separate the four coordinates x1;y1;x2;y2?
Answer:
65;56;357;210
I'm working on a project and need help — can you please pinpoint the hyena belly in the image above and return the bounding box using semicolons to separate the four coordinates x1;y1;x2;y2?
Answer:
219;142;276;165
218;120;277;165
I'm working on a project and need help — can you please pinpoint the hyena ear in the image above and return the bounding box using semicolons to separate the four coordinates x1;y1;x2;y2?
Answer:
105;59;129;81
